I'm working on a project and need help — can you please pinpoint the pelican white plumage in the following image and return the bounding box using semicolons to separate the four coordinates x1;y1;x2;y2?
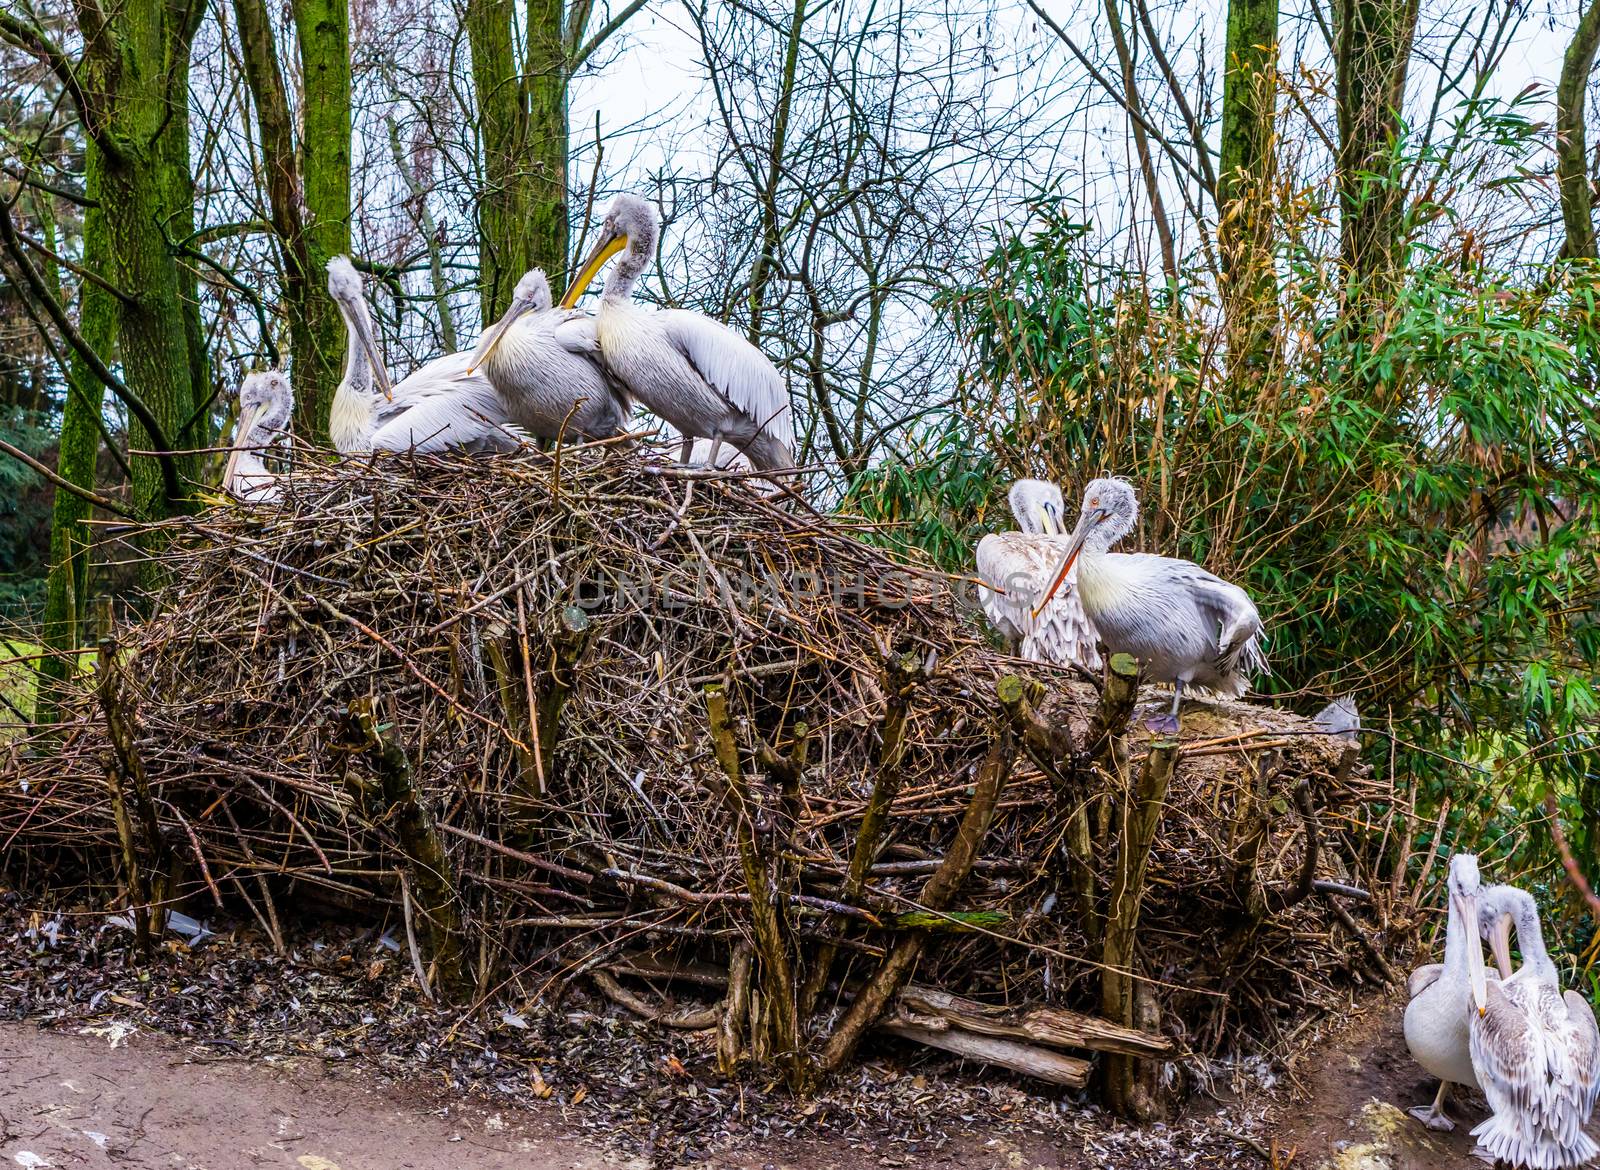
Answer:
223;371;294;503
558;194;796;473
462;268;631;440
325;257;522;455
975;479;1100;669
1470;884;1600;1169
1032;478;1267;732
1403;853;1491;1130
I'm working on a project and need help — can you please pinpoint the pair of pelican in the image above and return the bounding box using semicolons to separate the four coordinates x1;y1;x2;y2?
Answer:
976;476;1268;732
1404;853;1599;1167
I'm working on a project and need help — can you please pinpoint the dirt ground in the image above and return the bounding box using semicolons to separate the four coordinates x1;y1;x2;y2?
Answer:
6;995;1580;1170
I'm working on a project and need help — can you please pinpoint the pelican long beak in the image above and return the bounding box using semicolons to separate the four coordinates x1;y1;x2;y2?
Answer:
1031;509;1105;620
1035;504;1055;537
223;401;262;494
1490;910;1515;979
559;233;627;309
465;300;533;376
1456;889;1489;1015
344;301;394;401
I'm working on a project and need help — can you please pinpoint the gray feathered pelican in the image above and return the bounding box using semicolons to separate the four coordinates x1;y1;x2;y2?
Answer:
1032;478;1267;732
325;257;521;454
462;267;631;440
558;194;796;473
975;479;1100;669
1403;853;1491;1131
224;371;294;503
1469;884;1600;1168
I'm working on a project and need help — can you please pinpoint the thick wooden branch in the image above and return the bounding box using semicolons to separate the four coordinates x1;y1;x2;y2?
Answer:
878;1018;1090;1088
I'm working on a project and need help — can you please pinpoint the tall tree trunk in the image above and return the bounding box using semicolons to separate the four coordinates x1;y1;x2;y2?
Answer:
1558;0;1600;261
1334;0;1419;330
746;0;807;342
467;0;568;325
73;0;203;521
36;145;115;724
1217;0;1279;376
234;0;351;442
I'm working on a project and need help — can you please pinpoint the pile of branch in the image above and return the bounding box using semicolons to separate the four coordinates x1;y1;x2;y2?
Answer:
1;447;1390;1114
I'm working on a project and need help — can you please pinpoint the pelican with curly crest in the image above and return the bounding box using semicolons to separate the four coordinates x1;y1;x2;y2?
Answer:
325;257;522;454
1469;883;1600;1168
462;267;631;440
223;370;294;503
557;194;795;473
975;479;1100;669
1032;478;1267;732
1403;852;1491;1132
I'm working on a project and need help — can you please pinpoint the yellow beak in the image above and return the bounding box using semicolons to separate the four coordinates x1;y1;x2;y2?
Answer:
559;234;628;309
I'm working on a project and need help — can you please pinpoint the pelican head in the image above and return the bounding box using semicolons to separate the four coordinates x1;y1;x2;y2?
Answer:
465;268;553;375
560;194;661;309
1447;853;1489;1016
225;370;294;489
1008;479;1066;536
326;255;394;400
1031;478;1139;619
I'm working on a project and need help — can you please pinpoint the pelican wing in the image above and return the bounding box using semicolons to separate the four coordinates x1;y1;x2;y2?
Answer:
976;533;1101;670
656;309;794;450
1563;990;1599;1121
1471;980;1548;1155
1181;570;1268;677
368;376;524;454
1407;963;1444;999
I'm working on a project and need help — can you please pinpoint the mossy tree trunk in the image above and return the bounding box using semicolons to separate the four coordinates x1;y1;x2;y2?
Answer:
1333;0;1419;333
36;144;115;724
1217;0;1279;379
233;0;352;443
1557;0;1600;262
464;0;641;325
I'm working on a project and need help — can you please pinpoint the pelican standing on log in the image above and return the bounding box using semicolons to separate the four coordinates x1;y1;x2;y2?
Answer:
326;257;522;454
1032;478;1267;732
1470;884;1600;1169
462;267;631;440
223;371;294;503
558;194;796;474
1403;852;1491;1131
975;479;1101;669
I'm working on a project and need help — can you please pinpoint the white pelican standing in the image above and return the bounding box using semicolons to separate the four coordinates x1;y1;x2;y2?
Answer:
975;479;1101;669
1403;852;1491;1131
1032;478;1266;732
325;257;522;454
1470;884;1600;1168
558;194;796;473
223;371;294;503
462;268;631;439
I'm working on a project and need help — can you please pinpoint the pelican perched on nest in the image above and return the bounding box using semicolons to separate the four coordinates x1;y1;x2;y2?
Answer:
325;257;522;455
223;371;294;503
1404;852;1491;1131
1470;884;1600;1168
558;194;795;474
463;267;631;440
975;479;1100;669
1032;478;1267;732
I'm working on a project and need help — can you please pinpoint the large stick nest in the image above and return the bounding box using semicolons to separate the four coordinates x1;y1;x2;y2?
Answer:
4;447;1393;1067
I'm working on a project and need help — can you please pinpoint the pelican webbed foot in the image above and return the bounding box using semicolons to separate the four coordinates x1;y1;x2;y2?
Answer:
1407;1104;1455;1132
1144;712;1181;735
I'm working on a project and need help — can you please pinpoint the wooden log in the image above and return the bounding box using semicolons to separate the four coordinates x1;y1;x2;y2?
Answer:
608;954;1170;1061
897;985;1173;1059
878;1018;1090;1088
